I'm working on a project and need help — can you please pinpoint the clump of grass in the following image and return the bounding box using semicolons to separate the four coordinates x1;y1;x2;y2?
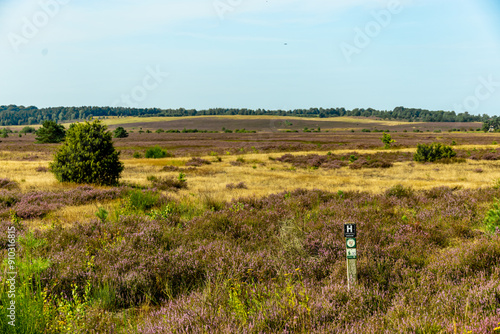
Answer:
226;182;248;190
162;165;180;172
385;184;413;198
147;174;187;190
185;157;211;167
0;178;19;190
124;189;160;212
35;166;49;173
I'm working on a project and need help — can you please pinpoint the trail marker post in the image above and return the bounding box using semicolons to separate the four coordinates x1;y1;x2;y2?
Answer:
344;223;357;289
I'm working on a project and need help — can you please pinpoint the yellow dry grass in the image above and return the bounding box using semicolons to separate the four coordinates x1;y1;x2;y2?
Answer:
2;149;499;225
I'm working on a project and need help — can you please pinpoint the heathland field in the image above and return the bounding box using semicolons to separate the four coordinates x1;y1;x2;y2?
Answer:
1;116;500;333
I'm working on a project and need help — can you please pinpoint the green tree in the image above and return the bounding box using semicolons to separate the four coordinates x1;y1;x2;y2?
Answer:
50;120;124;185
381;133;395;149
35;120;66;143
113;126;129;138
0;129;8;138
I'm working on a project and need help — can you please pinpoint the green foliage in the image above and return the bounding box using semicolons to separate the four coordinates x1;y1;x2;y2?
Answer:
113;126;128;138
133;152;142;159
381;132;395;149
35;120;66;143
145;145;171;159
124;190;160;212
413;143;456;162
95;207;108;222
20;126;36;134
484;198;500;233
50;120;124;186
0;104;489;126
0;129;8;138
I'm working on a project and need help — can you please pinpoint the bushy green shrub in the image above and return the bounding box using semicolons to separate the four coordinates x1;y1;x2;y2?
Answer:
145;145;171;159
50;120;124;186
20;126;36;134
35;120;66;143
413;143;456;162
113;126;128;138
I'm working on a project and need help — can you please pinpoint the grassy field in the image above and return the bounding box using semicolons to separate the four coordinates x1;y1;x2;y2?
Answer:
0;117;499;333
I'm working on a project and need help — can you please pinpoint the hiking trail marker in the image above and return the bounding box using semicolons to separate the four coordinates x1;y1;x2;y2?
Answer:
344;223;357;289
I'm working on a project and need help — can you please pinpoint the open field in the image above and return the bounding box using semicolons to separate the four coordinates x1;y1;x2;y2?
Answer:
1;118;500;333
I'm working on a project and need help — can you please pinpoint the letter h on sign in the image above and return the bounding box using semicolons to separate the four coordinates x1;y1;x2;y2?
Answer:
344;224;356;238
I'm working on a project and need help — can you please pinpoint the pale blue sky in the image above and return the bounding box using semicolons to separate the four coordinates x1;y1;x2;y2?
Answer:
0;0;499;115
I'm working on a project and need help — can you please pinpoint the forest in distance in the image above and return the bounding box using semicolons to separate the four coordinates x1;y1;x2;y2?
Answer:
0;104;493;126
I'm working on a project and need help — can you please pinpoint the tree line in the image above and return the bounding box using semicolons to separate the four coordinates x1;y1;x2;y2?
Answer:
0;104;490;126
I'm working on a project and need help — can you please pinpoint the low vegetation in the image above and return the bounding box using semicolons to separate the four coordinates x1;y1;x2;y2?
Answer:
414;142;457;162
145;145;172;159
0;117;499;333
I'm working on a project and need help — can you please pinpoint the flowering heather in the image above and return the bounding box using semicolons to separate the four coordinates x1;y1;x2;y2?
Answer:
276;152;410;170
4;185;495;333
0;178;18;190
0;186;130;219
185;157;211;167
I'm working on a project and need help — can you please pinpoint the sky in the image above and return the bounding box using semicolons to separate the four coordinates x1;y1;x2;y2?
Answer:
0;0;499;115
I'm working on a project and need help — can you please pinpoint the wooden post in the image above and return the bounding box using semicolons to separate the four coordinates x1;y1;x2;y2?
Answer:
344;223;357;289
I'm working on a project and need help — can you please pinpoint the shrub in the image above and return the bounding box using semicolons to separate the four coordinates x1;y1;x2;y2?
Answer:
133;152;142;159
20;126;36;134
145;146;171;159
414;143;456;162
35;120;66;143
113;126;128;138
50;120;124;186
